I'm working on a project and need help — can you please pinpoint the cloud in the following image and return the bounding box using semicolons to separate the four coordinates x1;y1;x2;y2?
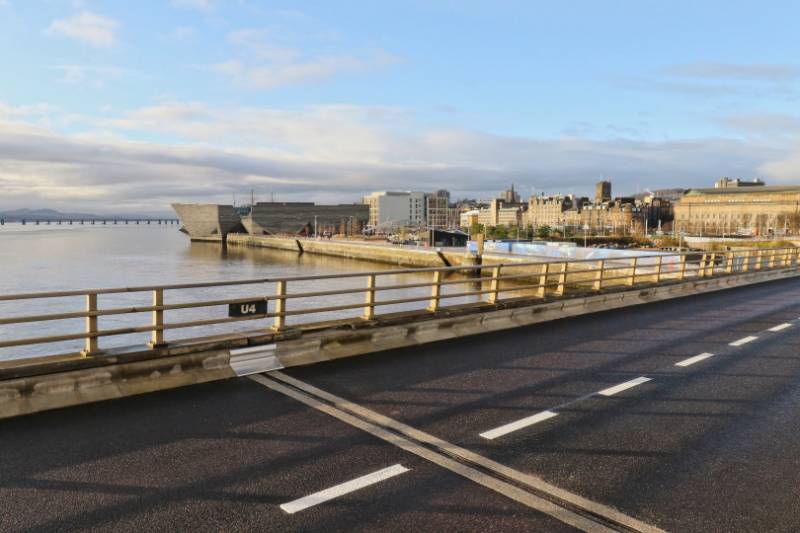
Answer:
664;62;800;82
715;113;800;137
209;27;402;89
45;10;118;47
49;65;135;88
610;61;800;100
169;0;213;10
210;51;399;90
2;100;797;214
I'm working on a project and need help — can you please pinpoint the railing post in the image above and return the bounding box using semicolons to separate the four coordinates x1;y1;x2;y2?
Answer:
83;293;99;356
273;280;286;330
593;260;604;290
654;256;663;283
742;250;751;272
708;253;716;277
555;262;568;296
363;274;376;319
537;263;550;298
428;270;442;311
755;250;763;270
698;253;707;278
149;289;165;347
678;255;687;281
768;249;777;269
627;257;638;286
488;265;502;304
725;251;734;274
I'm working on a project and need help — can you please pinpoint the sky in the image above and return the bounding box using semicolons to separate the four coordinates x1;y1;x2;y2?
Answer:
1;0;800;214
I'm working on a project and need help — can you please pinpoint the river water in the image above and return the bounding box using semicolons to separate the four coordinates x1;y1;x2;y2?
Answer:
0;224;478;361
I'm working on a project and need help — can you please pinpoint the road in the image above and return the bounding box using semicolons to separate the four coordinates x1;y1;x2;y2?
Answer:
3;277;800;532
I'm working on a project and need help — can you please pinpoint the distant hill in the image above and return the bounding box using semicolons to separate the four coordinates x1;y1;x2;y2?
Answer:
0;208;159;221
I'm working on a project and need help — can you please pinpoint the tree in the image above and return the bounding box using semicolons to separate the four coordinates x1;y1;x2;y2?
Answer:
493;224;508;239
536;225;552;239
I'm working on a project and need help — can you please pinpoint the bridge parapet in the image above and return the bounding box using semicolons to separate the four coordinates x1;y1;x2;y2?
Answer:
1;246;799;418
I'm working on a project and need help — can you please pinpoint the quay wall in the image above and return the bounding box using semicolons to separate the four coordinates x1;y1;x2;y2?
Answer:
224;234;552;269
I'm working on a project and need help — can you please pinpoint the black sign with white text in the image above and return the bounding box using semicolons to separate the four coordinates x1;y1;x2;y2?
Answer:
228;300;268;317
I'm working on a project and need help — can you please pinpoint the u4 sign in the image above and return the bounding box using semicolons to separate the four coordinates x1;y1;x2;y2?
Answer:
229;299;268;317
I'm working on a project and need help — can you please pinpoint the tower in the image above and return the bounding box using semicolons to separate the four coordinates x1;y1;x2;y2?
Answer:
596;180;611;204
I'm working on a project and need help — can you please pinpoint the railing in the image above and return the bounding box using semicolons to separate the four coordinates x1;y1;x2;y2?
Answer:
0;247;798;363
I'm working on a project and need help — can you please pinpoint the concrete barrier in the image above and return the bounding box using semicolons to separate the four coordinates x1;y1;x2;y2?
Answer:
1;267;798;419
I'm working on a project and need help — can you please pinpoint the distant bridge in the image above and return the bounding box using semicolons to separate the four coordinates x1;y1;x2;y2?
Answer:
0;218;179;226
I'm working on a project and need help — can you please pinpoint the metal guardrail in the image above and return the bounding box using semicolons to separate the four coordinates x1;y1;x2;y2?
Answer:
0;247;798;362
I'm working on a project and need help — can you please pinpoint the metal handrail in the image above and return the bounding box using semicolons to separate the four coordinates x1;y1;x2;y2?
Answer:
0;247;797;360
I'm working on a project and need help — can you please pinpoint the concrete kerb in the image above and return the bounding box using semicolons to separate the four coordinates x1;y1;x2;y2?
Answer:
1;267;799;419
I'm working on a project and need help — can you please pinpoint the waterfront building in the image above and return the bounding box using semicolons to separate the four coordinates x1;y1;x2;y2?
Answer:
674;181;800;236
459;209;480;228
527;194;581;228
714;177;765;189
362;191;427;230
526;181;670;234
425;190;460;229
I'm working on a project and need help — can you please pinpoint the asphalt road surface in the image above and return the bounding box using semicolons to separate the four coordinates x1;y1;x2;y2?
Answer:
3;277;800;532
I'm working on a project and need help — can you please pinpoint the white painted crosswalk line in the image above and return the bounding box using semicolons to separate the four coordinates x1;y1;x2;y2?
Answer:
730;336;758;347
597;376;652;397
768;323;792;332
480;410;559;440
280;464;409;514
675;353;714;367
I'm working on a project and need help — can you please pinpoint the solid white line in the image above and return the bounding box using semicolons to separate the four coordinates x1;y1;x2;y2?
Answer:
280;464;409;514
597;376;652;397
768;323;792;332
480;410;559;440
675;353;714;367
729;335;758;346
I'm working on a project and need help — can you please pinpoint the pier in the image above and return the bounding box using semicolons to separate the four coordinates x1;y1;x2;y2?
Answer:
0;218;179;226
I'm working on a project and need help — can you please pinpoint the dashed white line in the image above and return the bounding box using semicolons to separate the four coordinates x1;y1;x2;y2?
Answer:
480;410;559;440
675;352;714;367
597;376;652;397
729;335;758;347
768;323;792;332
280;464;409;514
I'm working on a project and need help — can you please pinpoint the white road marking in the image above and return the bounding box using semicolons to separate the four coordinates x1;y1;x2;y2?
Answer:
280;464;409;514
257;372;661;532
729;335;758;347
479;410;559;440
597;376;652;397
768;323;792;332
675;353;714;367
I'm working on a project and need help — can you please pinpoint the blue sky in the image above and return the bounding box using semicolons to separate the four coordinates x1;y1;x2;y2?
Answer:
1;0;800;213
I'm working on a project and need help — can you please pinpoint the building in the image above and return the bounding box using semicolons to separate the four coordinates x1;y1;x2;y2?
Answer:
674;182;800;236
715;177;765;189
459;209;480;229
362;191;427;230
595;180;612;203
425;190;460;229
527;194;580;228
526;181;668;234
500;184;521;204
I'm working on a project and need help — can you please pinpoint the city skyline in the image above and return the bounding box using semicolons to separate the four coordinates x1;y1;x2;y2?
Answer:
2;1;800;214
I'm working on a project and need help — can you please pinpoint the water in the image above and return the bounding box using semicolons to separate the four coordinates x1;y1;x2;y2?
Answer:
0;224;479;361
